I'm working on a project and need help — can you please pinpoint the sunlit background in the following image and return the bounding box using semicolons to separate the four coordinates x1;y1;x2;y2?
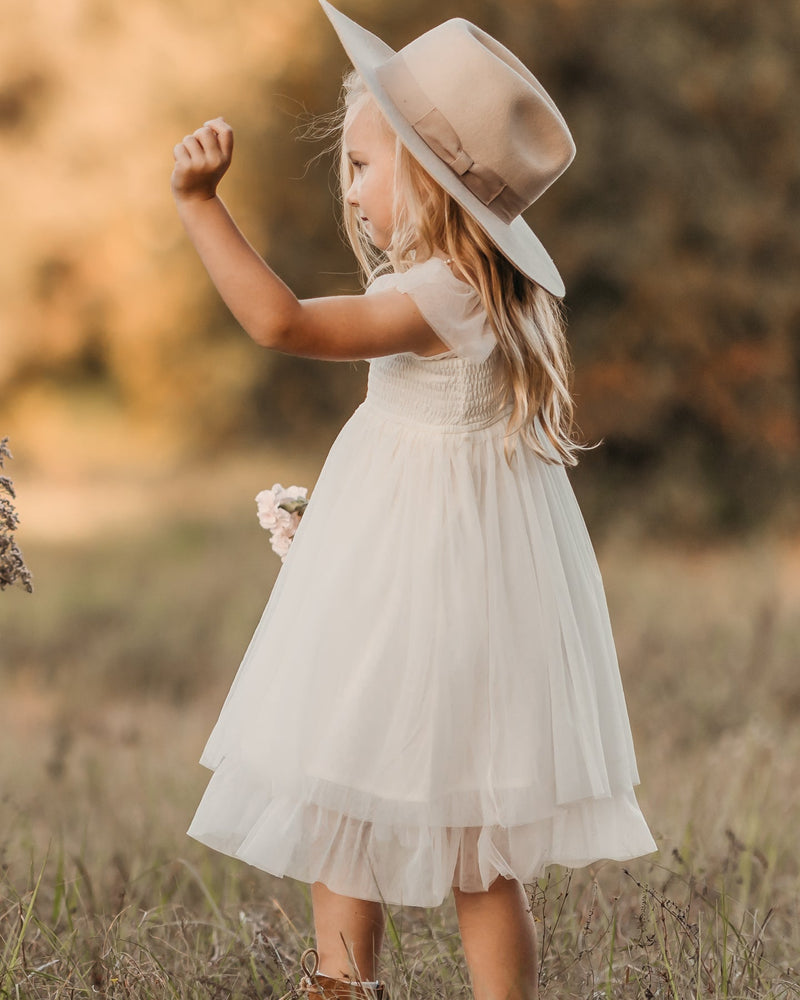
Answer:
1;0;799;994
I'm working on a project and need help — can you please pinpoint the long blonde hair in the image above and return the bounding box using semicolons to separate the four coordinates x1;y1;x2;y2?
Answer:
337;71;584;466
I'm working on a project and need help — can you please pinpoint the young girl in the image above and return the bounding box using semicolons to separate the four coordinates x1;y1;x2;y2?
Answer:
172;2;656;998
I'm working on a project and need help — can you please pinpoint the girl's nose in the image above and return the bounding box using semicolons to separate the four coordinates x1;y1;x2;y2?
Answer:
345;181;359;207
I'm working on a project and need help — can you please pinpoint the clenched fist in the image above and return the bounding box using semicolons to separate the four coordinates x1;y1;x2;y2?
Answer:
172;117;234;203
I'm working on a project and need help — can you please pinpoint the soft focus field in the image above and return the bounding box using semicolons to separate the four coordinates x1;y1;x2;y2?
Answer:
1;458;799;998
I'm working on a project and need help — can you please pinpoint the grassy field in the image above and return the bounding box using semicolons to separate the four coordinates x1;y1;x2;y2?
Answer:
1;469;799;998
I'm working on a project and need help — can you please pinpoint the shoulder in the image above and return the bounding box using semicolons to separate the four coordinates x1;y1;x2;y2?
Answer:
367;256;452;293
366;257;474;301
367;258;496;363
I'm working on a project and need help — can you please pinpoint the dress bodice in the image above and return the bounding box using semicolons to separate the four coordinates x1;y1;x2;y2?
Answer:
362;257;510;431
364;350;510;431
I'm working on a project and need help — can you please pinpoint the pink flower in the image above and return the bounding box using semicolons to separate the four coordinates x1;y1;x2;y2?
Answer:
256;483;300;527
255;483;308;562
269;519;296;560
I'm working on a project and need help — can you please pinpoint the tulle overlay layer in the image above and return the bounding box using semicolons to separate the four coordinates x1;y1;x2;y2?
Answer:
188;350;656;906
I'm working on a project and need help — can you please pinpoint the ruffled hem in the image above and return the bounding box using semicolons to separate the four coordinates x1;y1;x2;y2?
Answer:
188;766;656;907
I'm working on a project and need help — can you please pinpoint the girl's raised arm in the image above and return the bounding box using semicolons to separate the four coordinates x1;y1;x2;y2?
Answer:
171;119;444;362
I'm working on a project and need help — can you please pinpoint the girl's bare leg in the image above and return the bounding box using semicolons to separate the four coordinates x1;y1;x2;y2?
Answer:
310;882;385;981
454;877;538;1000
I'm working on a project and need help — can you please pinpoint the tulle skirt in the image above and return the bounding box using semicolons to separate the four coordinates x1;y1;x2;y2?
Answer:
188;398;656;906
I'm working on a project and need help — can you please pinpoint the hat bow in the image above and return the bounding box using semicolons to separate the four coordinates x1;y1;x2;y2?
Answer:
377;55;528;224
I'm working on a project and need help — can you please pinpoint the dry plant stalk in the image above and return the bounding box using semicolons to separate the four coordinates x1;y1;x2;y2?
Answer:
0;437;33;592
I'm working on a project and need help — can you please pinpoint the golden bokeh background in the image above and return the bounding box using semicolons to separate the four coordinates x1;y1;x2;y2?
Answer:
2;0;798;543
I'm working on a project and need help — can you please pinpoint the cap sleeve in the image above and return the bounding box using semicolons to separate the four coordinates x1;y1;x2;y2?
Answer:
366;258;496;362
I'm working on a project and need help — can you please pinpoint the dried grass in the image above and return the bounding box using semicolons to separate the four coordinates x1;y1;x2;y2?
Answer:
1;518;799;997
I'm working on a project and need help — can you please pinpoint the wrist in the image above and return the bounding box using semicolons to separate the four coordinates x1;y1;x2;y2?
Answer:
173;193;226;225
172;187;219;208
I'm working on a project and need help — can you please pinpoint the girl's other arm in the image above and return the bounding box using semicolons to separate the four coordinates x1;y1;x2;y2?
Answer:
172;119;444;362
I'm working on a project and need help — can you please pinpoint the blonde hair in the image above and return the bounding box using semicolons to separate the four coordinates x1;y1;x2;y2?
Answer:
337;71;585;466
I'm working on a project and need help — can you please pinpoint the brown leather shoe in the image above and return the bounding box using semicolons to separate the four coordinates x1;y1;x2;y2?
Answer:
287;947;387;1000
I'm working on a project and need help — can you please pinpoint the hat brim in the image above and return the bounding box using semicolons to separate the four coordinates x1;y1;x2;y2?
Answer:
319;0;566;297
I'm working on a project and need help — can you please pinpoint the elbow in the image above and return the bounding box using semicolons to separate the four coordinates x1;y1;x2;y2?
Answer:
249;323;283;349
248;301;302;351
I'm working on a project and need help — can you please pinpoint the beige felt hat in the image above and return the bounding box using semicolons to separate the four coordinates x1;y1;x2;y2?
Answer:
319;0;576;297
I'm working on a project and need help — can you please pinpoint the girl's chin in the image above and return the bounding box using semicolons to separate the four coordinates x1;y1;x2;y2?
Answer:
368;232;392;251
360;221;392;251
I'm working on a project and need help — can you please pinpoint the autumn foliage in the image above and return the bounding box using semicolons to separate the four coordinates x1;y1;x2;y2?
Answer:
1;0;798;533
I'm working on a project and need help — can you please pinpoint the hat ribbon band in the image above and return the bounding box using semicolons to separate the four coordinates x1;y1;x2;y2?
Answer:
375;55;527;225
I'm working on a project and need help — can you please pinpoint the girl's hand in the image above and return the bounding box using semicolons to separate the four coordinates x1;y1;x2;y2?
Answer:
171;117;234;203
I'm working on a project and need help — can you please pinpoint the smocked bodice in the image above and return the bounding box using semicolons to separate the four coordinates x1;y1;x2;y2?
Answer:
364;350;510;431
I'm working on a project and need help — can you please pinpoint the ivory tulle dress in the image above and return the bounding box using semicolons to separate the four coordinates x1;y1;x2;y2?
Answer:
187;256;656;907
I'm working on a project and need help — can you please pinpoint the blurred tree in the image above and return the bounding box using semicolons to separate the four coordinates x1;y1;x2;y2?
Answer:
1;0;798;533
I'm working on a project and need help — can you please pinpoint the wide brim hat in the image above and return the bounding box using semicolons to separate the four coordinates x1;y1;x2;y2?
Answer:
319;0;576;297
